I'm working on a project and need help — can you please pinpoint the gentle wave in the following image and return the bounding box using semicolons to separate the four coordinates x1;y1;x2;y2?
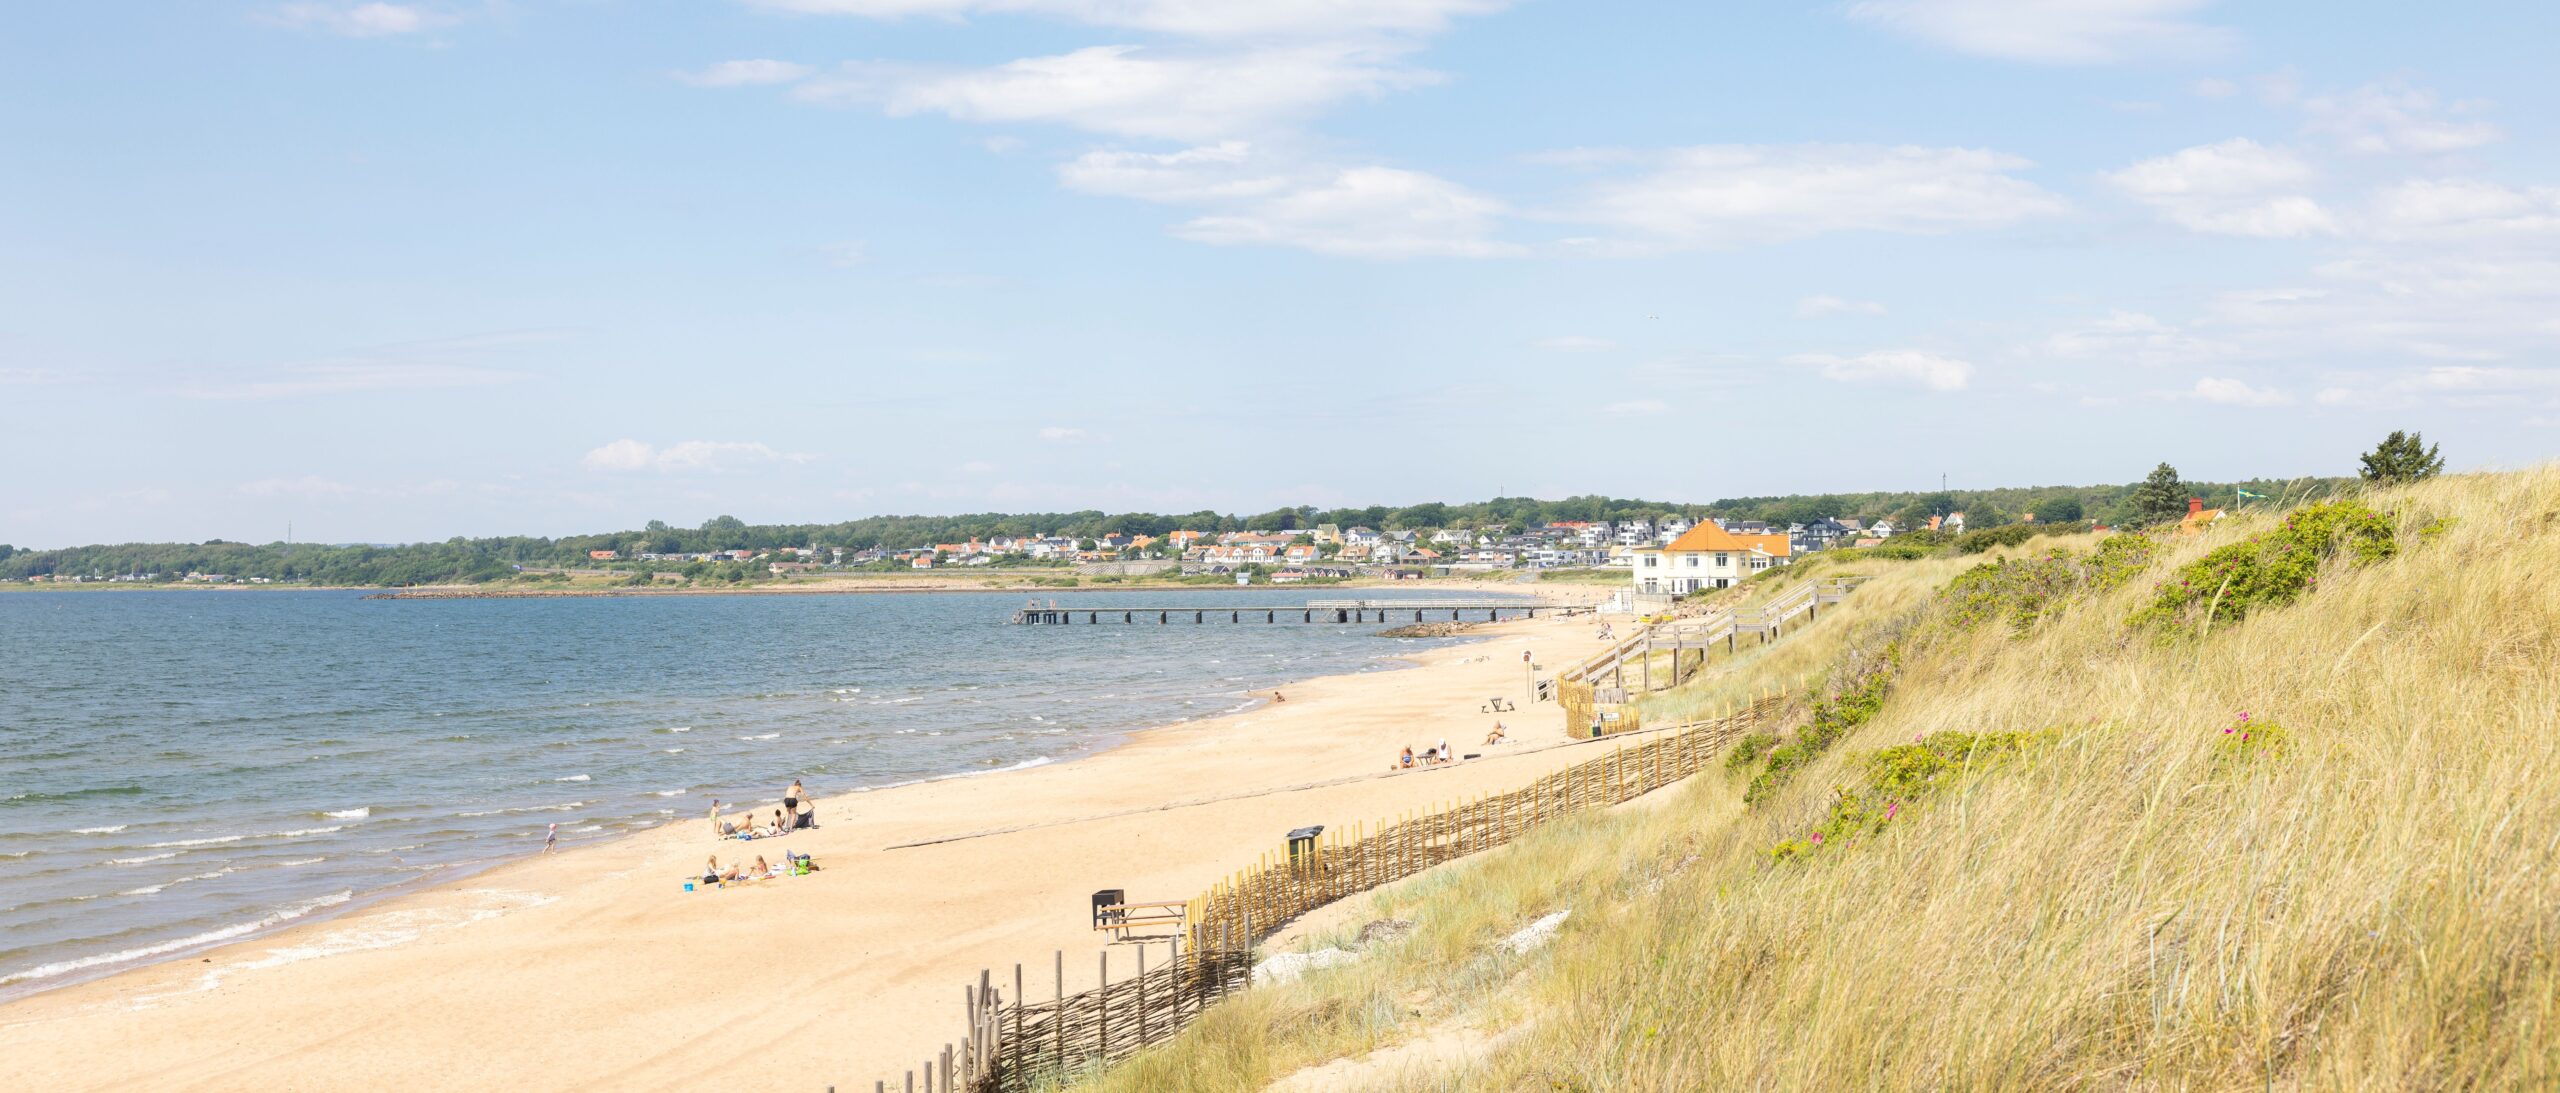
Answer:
552;775;590;783
322;808;371;820
143;825;341;850
5;785;146;805
74;825;129;835
455;801;586;818
0;890;354;988
107;852;179;866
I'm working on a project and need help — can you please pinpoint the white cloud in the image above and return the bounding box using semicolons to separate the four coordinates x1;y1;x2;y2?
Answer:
1173;166;1514;259
2102;138;2338;237
2189;376;2292;406
1036;426;1091;442
238;475;361;498
1552;144;2067;253
2191;76;2239;98
0;367;70;385
1603;399;1669;416
1796;295;1886;318
2036;310;2230;366
745;0;1510;38
2362;178;2560;243
1845;0;2234;64
2316;366;2560;407
265;2;446;37
1789;350;1975;391
1063;143;1515;258
795;44;1437;142
820;240;869;266
1530;336;1618;353
678;60;815;87
581;440;810;473
2302;80;2502;155
184;363;525;400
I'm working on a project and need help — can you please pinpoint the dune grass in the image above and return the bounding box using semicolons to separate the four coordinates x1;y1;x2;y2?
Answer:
1073;469;2560;1091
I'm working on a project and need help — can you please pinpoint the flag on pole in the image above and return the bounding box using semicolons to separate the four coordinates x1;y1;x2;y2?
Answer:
2235;488;2264;503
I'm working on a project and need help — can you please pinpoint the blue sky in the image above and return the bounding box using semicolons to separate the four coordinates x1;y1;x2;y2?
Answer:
4;1;2556;546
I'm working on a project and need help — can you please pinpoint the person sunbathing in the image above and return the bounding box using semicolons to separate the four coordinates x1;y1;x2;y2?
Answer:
1485;723;1507;745
1398;746;1415;770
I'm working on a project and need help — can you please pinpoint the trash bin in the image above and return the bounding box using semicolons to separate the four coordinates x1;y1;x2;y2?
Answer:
1286;825;1325;867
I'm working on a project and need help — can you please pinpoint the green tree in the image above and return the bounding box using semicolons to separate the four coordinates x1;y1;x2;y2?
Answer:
2032;495;2083;523
2131;462;2188;527
2358;430;2445;485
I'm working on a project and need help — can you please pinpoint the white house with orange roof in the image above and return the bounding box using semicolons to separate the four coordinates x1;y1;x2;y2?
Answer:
1630;522;1792;595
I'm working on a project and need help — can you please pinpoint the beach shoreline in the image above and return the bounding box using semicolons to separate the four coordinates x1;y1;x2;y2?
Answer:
0;590;1619;1090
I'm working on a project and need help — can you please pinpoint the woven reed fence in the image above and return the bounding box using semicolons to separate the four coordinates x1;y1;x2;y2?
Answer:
871;695;1782;1093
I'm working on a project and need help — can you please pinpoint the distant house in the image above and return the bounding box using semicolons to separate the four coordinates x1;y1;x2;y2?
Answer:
1312;524;1341;545
910;554;935;569
2176;497;2226;536
1631;523;1792;595
1283;543;1320;564
589;550;620;561
1799;518;1853;552
1868;519;1896;538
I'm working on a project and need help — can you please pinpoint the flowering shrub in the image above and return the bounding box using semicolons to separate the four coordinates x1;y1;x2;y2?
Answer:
1934;534;2159;637
1769;728;2056;862
1726;731;1778;772
1742;648;1899;808
2128;500;2400;633
2212;711;2291;770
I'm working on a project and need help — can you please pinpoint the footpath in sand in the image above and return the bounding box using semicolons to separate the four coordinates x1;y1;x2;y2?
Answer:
0;608;1631;1091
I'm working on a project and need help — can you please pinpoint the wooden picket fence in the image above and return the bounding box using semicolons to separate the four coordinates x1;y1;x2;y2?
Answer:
869;695;1783;1093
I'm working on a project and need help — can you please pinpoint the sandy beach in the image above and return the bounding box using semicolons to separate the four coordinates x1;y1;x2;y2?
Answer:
0;604;1626;1090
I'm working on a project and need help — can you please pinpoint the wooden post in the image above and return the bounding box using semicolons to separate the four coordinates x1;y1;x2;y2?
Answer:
1013;963;1024;1078
1098;950;1109;1064
1054;950;1065;1079
1137;942;1149;1047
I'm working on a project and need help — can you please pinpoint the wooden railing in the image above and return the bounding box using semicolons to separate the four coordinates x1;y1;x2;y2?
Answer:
872;697;1783;1092
1554;577;1867;739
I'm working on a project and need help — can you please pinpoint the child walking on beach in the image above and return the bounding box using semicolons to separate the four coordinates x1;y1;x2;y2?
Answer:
543;823;558;853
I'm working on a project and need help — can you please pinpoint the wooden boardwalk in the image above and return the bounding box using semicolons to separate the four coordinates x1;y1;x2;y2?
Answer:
1009;599;1583;625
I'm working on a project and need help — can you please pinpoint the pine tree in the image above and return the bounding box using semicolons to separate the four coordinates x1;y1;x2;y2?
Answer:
2131;462;2187;527
2358;430;2445;485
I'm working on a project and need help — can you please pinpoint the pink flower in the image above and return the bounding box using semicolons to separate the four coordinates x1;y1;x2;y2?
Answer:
1811;832;1824;845
2224;727;2234;734
2237;712;2251;722
1885;802;1900;821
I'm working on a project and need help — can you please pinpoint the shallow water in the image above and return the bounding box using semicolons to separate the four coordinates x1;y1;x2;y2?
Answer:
0;587;1509;997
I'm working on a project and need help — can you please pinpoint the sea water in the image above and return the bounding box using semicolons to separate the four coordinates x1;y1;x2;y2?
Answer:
0;587;1512;998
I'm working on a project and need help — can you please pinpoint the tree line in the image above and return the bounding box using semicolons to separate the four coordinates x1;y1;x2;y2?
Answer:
0;433;2445;587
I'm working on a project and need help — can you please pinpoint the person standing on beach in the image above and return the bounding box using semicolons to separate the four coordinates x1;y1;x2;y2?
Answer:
707;799;724;837
543;823;558;853
783;781;804;831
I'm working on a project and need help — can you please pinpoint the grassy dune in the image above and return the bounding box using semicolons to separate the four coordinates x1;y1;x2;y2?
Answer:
1079;468;2560;1091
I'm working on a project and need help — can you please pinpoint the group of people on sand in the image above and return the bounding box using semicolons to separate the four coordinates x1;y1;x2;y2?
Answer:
1393;722;1512;771
693;779;821;889
699;849;812;887
707;779;817;841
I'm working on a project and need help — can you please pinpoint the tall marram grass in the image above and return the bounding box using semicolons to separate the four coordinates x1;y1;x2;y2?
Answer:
1079;469;2560;1092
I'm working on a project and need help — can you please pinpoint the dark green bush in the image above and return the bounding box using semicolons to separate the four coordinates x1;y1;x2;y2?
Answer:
1770;728;2057;862
2129;500;2399;633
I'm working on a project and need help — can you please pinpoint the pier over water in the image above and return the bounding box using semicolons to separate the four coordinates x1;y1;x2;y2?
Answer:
1008;598;1582;625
